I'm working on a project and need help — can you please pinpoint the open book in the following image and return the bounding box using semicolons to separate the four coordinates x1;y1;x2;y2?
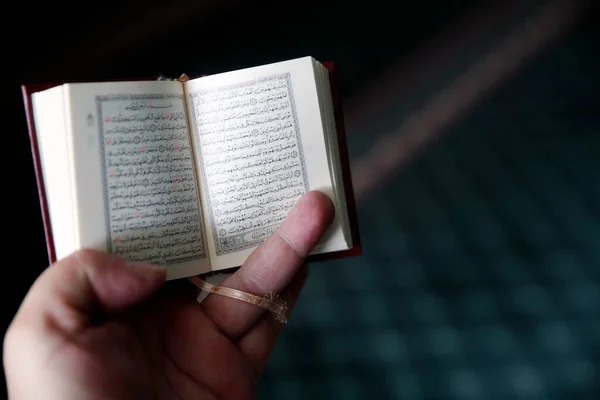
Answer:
23;56;361;280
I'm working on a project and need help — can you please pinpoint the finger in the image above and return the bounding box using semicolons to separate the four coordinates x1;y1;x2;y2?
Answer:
13;249;166;335
201;190;334;340
237;264;308;376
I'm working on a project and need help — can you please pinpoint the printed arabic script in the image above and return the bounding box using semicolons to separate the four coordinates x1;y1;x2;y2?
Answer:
98;93;206;264
190;74;308;255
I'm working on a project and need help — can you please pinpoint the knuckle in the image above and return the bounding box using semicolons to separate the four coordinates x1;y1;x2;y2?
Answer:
73;248;101;264
275;231;303;260
69;248;114;268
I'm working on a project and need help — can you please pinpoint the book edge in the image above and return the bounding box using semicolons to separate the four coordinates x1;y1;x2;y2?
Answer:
304;61;362;264
22;82;63;265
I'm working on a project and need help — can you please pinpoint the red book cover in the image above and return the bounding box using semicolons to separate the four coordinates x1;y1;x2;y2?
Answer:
22;61;361;267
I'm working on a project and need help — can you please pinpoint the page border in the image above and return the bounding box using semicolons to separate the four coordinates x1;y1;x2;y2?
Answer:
96;93;208;264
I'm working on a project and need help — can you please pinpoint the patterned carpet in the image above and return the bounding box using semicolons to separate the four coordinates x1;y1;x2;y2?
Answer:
257;16;600;400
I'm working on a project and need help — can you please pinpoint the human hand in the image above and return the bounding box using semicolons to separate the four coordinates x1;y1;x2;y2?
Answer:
3;191;334;400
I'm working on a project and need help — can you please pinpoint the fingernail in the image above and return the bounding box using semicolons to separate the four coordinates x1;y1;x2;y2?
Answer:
125;261;166;279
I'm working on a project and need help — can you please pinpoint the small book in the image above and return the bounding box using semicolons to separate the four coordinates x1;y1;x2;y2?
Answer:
22;56;361;280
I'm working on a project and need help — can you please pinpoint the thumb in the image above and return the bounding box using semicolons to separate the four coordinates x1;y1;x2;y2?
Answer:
14;249;166;333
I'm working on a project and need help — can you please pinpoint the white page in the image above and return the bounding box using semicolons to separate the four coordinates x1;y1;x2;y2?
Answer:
185;56;348;271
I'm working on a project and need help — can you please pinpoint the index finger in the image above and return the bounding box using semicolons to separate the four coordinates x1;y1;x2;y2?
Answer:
200;190;334;340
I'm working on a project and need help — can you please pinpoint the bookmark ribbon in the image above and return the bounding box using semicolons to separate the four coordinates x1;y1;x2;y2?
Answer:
189;276;289;323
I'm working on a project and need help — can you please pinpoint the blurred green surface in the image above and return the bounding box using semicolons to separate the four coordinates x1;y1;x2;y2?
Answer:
257;21;599;400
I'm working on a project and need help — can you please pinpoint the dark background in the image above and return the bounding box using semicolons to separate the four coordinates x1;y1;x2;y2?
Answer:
2;0;598;398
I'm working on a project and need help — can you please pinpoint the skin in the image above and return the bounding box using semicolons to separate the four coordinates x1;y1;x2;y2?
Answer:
3;191;334;400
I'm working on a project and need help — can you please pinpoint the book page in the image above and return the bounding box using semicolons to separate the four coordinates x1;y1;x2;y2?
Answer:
32;86;76;262
185;57;349;270
64;81;211;279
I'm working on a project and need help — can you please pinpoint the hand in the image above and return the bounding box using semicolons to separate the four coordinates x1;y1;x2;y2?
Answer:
3;191;334;400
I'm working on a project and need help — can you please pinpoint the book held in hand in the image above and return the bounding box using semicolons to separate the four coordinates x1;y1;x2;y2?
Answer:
23;56;361;280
